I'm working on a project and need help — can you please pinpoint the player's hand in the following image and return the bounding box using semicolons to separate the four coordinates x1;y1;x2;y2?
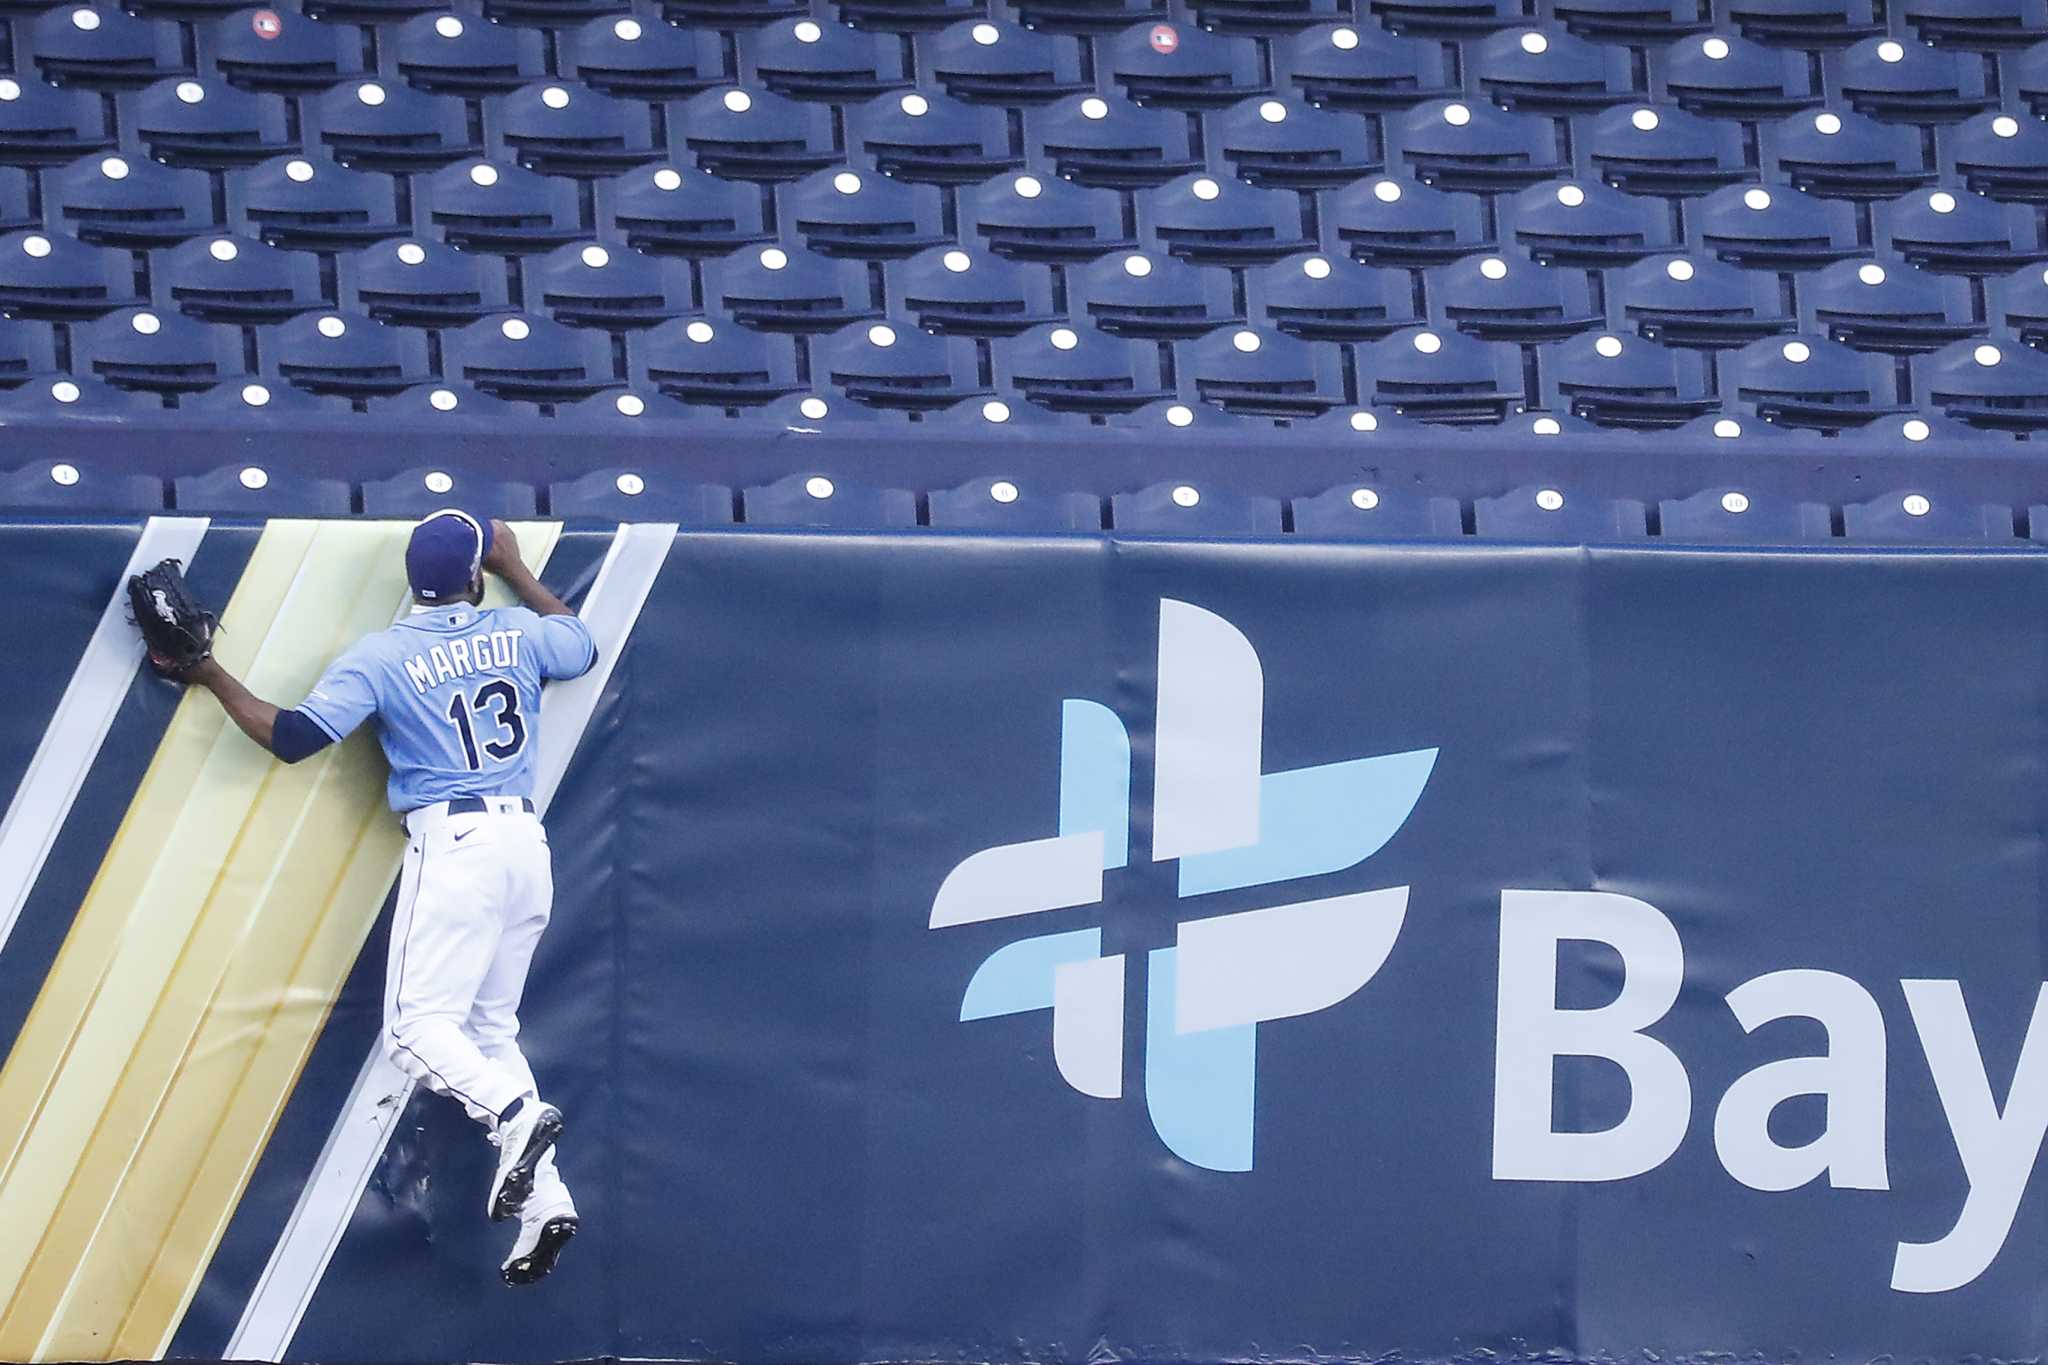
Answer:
482;519;521;577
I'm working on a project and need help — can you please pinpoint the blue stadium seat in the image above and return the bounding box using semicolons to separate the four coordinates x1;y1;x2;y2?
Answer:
927;394;1092;431
549;466;734;523
1359;326;1524;422
160;233;328;323
742;471;919;527
482;0;627;32
746;390;888;428
418;159;583;252
846;88;1019;185
1657;486;1831;541
1291;483;1464;539
1719;333;1902;429
0;229;138;320
76;307;243;395
707;243;877;334
1325;175;1495;266
1104;397;1272;431
554;386;703;427
338;237;509;327
1075;249;1241;339
927;474;1101;531
2011;39;2048;116
1899;0;2048;50
1834;36;1991;123
1369;0;1523;39
1762;107;1934;200
922;18;1089;105
1800;257;1981;353
1609;253;1792;347
960;170;1135;263
1251;251;1419;340
1546;0;1712;45
813;317;984;411
1190;0;1351;36
29;5;189;90
1688;181;1860;268
1842;489;2014;540
1299;404;1429;436
595;162;772;258
1474;484;1648;540
664;0;805;31
1101;20;1269;110
631;315;800;406
174;462;351;516
1719;0;1882;46
394;12;548;96
1672;409;1808;440
0;77;110;167
369;382;538;421
1988;260;2048;348
1429;252;1601;342
835;0;984;34
210;7;367;95
443;312;618;402
266;309;433;397
183;379;351;419
669;85;837;182
529;240;693;329
1137;173;1314;266
781;166;950;260
1111;479;1284;536
313;79;480;173
1874;186;2041;274
1656;32;1818;118
1213;95;1380;189
1022;92;1198;189
0;458;161;511
1273;22;1453;115
131;77;294;171
1470;25;1641;113
1177;324;1346;416
885;244;1055;337
1580;102;1750;195
994;321;1169;413
1387;99;1570;193
55;153;212;247
1914;337;2048;430
487;81;664;178
1538;330;1718;427
362;466;540;518
1499;178;1677;264
1846;410;2015;445
230;155;407;252
0;375;159;420
740;15;908;102
1491;408;1608;437
306;0;440;25
558;15;726;98
1942;110;2048;202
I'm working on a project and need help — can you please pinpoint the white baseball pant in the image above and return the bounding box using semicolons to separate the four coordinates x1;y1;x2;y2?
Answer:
385;797;553;1128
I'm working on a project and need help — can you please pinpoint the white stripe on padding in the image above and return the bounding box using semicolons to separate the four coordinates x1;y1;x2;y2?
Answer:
0;516;210;958
226;522;677;1364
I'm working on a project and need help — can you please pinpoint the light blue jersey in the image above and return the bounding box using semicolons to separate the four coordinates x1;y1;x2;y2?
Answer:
297;602;598;812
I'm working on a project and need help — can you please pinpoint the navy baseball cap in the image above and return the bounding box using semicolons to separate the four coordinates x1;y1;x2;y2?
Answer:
406;508;491;601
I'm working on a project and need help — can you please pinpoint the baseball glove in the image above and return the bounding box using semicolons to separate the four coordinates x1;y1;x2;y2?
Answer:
128;558;217;680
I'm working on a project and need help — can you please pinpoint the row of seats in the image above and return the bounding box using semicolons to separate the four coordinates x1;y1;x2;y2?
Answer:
7;457;2040;543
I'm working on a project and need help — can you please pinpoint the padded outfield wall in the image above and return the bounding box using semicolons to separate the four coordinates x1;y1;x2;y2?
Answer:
2;516;2046;1363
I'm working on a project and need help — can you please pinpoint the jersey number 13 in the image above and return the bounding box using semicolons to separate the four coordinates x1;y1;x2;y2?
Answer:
446;680;526;770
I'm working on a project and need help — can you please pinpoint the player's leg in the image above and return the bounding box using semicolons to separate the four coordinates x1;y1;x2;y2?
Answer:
475;814;566;1224
385;816;532;1129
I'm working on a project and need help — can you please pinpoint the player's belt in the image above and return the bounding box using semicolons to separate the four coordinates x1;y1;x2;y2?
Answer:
403;796;535;834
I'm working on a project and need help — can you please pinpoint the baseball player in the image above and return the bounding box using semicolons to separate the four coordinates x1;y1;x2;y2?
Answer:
179;510;595;1287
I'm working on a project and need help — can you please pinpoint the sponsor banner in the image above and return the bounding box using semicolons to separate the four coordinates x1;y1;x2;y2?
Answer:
7;527;2048;1362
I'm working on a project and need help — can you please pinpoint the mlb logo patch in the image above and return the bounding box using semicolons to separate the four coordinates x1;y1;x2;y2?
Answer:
1149;23;1178;53
252;9;281;37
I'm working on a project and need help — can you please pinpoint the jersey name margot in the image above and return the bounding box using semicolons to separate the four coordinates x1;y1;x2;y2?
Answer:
405;629;526;695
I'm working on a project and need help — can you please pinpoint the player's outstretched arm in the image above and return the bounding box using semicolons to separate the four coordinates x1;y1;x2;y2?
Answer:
186;657;280;749
483;520;575;618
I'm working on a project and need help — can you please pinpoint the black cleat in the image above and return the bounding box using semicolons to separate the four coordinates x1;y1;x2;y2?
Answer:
502;1214;578;1288
488;1102;564;1223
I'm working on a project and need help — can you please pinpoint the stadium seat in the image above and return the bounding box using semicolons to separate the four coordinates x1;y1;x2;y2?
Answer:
1470;26;1642;113
132;77;295;171
994;321;1169;413
1111;479;1285;536
1100;20;1269;110
1656;32;1818;118
0;375;160;419
1547;0;1712;45
338;238;510;327
1213;95;1381;189
1719;333;1901;428
595;162;773;258
210;7;367;95
1359;326;1524;422
927;394;1092;431
1299;404;1428;437
488;82;664;178
746;390;887;429
741;471;919;527
923;19;1089;105
1474;485;1648;540
846;88;1019;185
1834;35;1991;124
664;0;805;31
1800;257;1981;353
1761;107;1935;200
1842;489;2014;540
266;309;433;397
1325;175;1495;266
960;170;1135;263
1988;260;2048;348
1290;482;1464;539
1137;173;1315;266
161;233;328;323
1369;0;1524;40
813;317;983;411
1914;337;2048;429
1177;324;1346;416
835;0;984;34
1386;99;1571;193
739;15;908;102
1251;252;1420;340
669;85;838;182
549;466;734;522
75;307;244;394
1270;23;1453;113
1719;0;1883;46
0;78;110;167
1874;187;2042;274
1899;0;2048;50
1538;329;1719;427
1190;0;1352;36
313;80;481;173
708;243;877;334
1580;102;1751;195
2010;39;2048;116
362;465;540;518
1490;408;1607;437
885;245;1055;337
173;463;351;515
1609;253;1792;347
1846;409;2014;445
1022;92;1199;189
927;474;1101;530
443;313;618;402
55;153;212;247
0;458;161;511
781;167;950;260
1688;182;1861;268
1498;178;1678;265
0;229;139;320
529;240;693;329
394;12;549;96
1941;110;2048;202
369;381;538;421
1075;249;1242;340
1429;252;1602;342
418;159;584;253
29;5;189;90
183;379;352;419
631;315;800;405
554;386;704;428
230;155;407;252
1657;486;1831;541
558;15;727;99
1104;397;1271;431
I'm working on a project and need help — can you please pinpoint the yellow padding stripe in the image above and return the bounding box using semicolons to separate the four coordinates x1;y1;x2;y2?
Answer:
0;519;561;1362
